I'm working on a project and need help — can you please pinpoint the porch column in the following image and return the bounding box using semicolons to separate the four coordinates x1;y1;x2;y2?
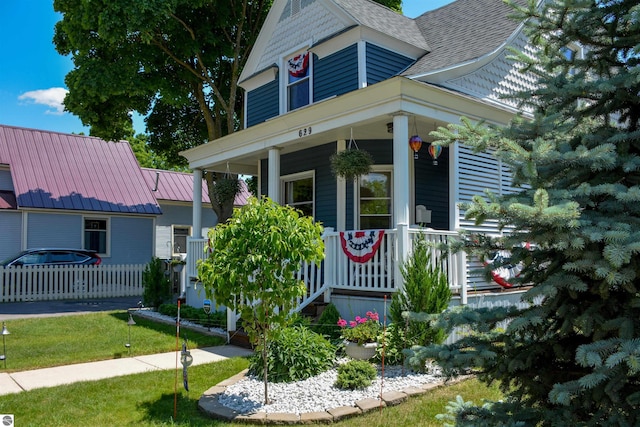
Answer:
268;148;281;203
393;114;410;290
336;139;346;231
192;168;203;239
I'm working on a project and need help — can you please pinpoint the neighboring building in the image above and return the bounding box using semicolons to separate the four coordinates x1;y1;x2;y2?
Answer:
0;125;159;265
180;0;544;315
0;125;249;269
141;168;249;260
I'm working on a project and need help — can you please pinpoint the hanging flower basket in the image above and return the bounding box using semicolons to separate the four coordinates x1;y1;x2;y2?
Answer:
211;177;240;205
330;149;373;181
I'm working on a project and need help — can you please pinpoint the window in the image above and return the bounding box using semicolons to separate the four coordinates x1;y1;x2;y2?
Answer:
173;226;190;255
282;172;314;217
358;169;392;229
286;51;311;111
84;218;108;254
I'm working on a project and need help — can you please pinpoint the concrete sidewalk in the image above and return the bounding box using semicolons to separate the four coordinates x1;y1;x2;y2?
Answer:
0;345;252;396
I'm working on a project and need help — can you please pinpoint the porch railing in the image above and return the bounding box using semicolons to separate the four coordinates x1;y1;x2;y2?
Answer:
0;264;145;303
186;227;467;312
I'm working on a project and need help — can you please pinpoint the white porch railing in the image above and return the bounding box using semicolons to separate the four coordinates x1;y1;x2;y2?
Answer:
0;264;145;302
186;228;467;313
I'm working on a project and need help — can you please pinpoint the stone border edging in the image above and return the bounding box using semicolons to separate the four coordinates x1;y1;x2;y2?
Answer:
198;369;472;425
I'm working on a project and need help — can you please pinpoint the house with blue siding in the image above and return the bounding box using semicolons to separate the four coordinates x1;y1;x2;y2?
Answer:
0;125;244;270
181;0;553;316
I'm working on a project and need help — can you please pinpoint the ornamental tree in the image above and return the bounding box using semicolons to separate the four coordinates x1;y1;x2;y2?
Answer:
197;196;324;403
406;0;640;425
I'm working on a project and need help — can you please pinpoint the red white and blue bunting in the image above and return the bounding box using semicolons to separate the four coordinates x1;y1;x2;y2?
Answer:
287;52;309;78
340;230;385;263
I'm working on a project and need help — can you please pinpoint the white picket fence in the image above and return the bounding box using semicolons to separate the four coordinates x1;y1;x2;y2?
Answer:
0;264;145;302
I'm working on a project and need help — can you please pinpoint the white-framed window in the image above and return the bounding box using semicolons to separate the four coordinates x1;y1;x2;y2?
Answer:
83;217;109;255
172;226;191;255
282;171;314;217
358;167;393;230
286;50;312;111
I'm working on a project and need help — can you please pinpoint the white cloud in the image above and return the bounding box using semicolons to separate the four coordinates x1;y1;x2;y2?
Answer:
18;87;68;115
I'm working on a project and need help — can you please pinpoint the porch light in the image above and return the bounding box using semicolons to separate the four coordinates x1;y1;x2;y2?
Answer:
409;135;423;159
1;322;9;369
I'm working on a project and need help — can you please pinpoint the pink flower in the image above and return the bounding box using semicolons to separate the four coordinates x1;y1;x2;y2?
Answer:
349;321;357;328
367;312;379;322
337;318;347;328
357;317;367;324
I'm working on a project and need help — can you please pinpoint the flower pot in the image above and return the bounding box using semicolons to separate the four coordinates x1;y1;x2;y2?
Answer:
344;341;377;360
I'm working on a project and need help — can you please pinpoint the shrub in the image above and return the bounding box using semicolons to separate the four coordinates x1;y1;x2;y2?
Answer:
390;232;451;347
142;257;171;308
375;323;407;366
334;360;377;390
248;326;335;383
311;303;342;341
158;303;226;329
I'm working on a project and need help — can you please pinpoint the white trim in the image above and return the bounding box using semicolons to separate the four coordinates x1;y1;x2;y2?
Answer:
82;216;111;257
336;139;346;231
357;40;367;89
171;225;192;256
268;148;281;203
356;165;394;230
450;141;460;230
279;42;313;114
240;66;279;92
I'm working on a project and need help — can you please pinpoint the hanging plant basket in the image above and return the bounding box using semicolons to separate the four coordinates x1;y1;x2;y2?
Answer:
211;177;240;205
330;149;374;181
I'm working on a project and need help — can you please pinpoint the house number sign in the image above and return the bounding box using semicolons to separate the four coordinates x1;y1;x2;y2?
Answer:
298;126;312;137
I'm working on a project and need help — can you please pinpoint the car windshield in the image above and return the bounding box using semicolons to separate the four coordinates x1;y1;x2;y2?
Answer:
0;251;28;266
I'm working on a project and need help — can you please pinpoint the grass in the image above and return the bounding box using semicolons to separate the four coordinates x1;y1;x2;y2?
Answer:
1;311;225;372
0;360;502;426
0;311;503;425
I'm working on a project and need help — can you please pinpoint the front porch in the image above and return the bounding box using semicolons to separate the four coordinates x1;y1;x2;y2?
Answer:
187;226;469;313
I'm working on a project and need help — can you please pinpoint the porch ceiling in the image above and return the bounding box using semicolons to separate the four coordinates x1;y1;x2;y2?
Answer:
180;76;516;175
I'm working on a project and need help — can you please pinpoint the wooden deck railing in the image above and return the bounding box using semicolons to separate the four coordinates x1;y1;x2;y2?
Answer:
186;227;467;312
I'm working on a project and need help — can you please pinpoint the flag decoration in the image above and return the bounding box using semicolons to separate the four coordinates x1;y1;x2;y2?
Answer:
287;52;309;79
339;230;385;263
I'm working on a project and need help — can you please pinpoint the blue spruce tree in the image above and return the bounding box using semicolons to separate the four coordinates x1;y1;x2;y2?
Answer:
407;1;640;425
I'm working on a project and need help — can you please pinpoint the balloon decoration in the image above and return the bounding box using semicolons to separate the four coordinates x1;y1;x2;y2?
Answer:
428;144;442;165
409;135;422;159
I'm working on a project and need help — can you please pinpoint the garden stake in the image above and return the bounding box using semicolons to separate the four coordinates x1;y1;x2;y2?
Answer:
174;299;181;420
380;295;387;414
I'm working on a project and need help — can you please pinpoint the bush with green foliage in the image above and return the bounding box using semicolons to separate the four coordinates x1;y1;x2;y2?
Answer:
311;303;343;342
158;303;226;329
390;232;451;347
142;257;171;308
248;325;335;383
334;360;377;390
375;323;407;366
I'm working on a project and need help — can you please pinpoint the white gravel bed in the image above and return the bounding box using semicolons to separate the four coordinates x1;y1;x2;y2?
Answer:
219;362;443;415
134;308;444;415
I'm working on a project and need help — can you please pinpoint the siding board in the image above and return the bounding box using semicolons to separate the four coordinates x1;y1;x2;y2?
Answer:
314;45;359;102
366;43;414;85
246;73;280;127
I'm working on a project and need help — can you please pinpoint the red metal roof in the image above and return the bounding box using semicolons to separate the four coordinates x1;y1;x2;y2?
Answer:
141;168;250;207
0;125;161;215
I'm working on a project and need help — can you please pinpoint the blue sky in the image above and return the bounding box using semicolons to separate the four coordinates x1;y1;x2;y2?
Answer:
0;0;454;136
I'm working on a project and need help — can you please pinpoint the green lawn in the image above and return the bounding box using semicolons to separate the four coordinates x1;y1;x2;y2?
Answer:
1;311;225;371
0;358;501;426
0;310;503;425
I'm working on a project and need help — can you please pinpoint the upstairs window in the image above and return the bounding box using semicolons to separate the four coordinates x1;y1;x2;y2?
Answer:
173;226;190;255
287;51;311;111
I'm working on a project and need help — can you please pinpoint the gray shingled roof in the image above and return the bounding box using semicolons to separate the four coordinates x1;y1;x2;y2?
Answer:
333;0;430;51
404;0;525;76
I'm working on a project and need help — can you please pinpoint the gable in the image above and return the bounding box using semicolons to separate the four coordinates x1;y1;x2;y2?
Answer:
0;125;161;215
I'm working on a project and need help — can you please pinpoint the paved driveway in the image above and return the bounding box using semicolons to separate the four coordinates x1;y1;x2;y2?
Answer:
0;296;142;321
